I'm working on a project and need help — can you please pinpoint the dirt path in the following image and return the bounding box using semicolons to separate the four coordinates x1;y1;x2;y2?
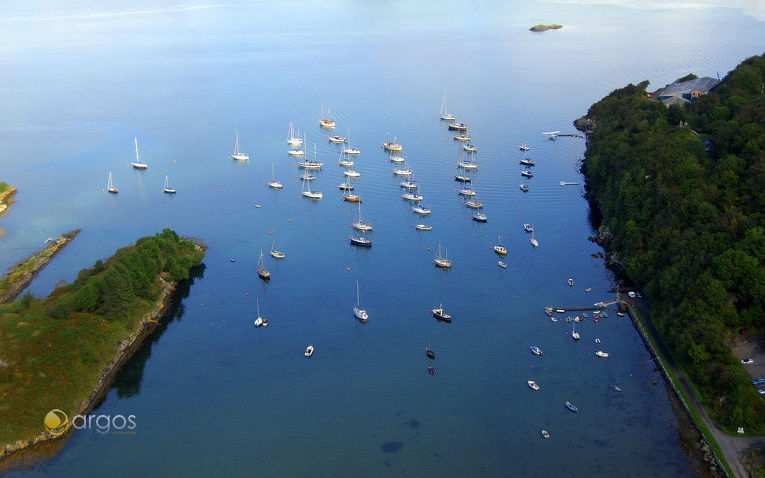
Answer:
631;296;764;478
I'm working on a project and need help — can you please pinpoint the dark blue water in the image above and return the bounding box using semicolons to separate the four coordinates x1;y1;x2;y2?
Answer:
1;1;763;476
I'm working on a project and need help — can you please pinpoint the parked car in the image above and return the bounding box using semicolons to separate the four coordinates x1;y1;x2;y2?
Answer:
741;358;755;365
758;388;765;396
752;378;765;386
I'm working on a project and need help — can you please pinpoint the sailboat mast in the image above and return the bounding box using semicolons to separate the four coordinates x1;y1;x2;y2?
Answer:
134;137;140;163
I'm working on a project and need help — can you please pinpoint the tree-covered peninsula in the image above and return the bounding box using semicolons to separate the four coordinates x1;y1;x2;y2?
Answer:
0;229;205;453
577;55;764;432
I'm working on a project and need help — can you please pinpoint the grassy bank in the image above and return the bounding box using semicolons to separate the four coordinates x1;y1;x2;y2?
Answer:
0;231;80;303
628;303;734;477
0;229;204;450
0;183;16;218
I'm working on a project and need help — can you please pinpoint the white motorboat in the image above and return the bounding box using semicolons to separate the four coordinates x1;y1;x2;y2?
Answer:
305;345;314;357
528;380;540;391
415;224;432;231
595;350;609;358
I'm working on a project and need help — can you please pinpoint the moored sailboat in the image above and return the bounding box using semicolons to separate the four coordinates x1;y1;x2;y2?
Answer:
232;130;249;161
131;137;148;169
106;171;118;193
353;280;368;320
256;249;270;280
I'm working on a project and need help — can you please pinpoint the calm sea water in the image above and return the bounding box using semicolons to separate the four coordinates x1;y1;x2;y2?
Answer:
1;1;763;476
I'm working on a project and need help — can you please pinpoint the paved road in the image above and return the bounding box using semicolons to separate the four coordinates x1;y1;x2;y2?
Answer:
629;295;764;478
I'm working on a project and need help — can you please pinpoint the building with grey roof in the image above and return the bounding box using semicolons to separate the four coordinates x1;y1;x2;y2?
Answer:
652;77;720;105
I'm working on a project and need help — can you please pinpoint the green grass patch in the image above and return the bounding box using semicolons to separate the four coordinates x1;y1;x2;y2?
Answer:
0;229;204;447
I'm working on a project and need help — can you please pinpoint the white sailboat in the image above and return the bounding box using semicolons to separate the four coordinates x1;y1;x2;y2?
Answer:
232;130;249;161
162;175;176;194
393;162;412;177
338;147;354;168
344;129;360;155
298;144;323;169
302;177;322;199
319;102;335;129
352;202;372;231
287;122;303;148
268;161;282;189
270;234;285;259
288;133;306;157
434;242;451;268
131;137;148;169
353;280;368;321
439;91;455;121
383;135;403;152
106;171;118;193
572;321;580;340
254;297;269;327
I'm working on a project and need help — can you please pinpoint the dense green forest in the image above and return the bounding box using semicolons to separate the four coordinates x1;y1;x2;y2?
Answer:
0;229;204;446
578;54;764;432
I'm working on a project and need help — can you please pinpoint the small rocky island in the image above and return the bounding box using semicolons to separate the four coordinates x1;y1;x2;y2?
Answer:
530;24;562;32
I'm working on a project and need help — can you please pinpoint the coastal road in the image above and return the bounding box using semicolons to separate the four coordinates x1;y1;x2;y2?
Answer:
629;296;765;478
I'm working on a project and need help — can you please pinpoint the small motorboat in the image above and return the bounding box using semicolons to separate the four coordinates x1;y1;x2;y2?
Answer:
612;385;622;392
528;380;540;391
254;317;263;327
568;278;574;286
498;261;507;269
472;212;488;223
521;170;533;178
432;304;451;322
428;364;436;375
541;430;550;439
261;318;269;327
415;224;432;231
595;338;601;344
556;308;565;313
305;345;314;357
349;234;372;247
523;223;533;233
520;184;529;192
565;401;578;414
426;339;435;359
529;346;542;356
585;287;592;292
617;312;625;317
493;245;507;255
595;350;609;358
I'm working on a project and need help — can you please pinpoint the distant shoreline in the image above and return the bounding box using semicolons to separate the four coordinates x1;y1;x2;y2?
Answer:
530;24;562;32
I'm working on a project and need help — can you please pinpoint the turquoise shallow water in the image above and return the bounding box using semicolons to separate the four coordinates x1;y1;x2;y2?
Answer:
0;1;763;476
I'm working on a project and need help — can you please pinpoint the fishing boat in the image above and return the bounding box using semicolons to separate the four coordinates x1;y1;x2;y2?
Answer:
528;380;540;391
523;224;533;233
343;188;361;202
568;278;574;286
301;178;323;199
288;134;307;157
426;339;435;359
498;261;507;268
338;177;355;190
434;243;451;268
432;304;451;322
448;119;468;131
520;184;529;192
269;235;285;259
464;197;483;209
131;137;148;169
565;401;578;413
439;92;455;121
530;346;543;356
572;321;580;340
541;430;550;439
400;178;418;190
493;232;507;255
453;133;471;142
106;171;118;193
268;162;282;189
305;345;314;357
328;134;346;144
352;203;373;231
231;130;249;161
383;136;403;152
353;280;368;320
388;153;406;163
454;174;471;183
256;249;270;280
519;157;535;166
521;170;533;178
162;175;176;194
472;212;487;223
595;350;609;358
412;204;431;215
349;233;372;247
343;169;360;178
319;102;335;129
415;224;432;231
286;122;303;148
519;144;530;151
254;298;267;327
462;143;477;153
